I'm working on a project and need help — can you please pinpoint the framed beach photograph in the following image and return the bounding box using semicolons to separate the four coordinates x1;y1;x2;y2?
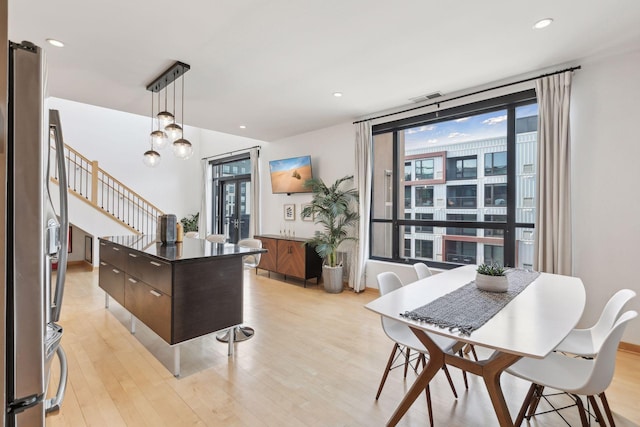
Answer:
301;203;314;222
283;204;296;221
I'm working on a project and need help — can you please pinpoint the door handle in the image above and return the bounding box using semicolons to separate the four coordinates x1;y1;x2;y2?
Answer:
149;261;161;267
128;253;138;258
128;277;137;283
149;290;161;297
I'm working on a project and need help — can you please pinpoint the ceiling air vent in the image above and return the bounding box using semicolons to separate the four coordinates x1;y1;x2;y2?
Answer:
409;92;443;103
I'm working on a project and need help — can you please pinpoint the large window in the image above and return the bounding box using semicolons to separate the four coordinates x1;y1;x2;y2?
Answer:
370;90;537;269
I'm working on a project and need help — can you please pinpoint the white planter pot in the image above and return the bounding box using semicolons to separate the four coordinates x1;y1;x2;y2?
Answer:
475;273;509;293
323;265;344;293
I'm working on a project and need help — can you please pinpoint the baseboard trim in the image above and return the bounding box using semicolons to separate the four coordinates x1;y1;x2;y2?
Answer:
619;341;640;355
67;260;95;271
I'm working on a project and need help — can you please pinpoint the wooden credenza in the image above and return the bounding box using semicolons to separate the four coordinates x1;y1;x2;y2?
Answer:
255;235;323;286
98;235;265;371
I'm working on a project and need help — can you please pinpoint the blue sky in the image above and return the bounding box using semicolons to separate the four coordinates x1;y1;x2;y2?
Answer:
404;104;538;150
269;155;311;172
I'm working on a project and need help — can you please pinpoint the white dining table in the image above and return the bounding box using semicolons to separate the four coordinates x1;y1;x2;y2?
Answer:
365;264;585;427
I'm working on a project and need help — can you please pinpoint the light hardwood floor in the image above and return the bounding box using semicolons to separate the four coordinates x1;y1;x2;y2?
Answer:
46;266;640;426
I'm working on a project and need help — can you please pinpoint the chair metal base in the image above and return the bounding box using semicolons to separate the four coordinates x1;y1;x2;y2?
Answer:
216;326;255;343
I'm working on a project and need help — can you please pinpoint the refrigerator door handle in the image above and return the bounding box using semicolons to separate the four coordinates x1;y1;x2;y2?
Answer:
49;109;69;322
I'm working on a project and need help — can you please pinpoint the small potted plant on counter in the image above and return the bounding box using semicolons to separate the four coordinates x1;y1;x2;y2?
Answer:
476;263;509;292
180;213;199;234
302;176;359;293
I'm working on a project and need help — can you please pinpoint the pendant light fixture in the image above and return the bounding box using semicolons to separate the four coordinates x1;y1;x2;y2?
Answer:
157;84;174;129
150;90;168;149
143;92;161;167
164;79;183;141
144;61;191;166
172;72;193;159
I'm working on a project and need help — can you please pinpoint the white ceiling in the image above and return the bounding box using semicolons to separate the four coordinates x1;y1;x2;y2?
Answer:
8;0;640;142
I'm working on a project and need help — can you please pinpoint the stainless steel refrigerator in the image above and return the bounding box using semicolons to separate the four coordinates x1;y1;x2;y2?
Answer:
3;41;69;426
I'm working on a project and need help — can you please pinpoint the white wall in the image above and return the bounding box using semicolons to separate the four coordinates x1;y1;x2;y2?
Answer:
262;122;356;237
571;48;640;344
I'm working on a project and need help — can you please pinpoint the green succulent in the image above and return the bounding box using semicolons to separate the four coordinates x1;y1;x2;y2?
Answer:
477;263;506;276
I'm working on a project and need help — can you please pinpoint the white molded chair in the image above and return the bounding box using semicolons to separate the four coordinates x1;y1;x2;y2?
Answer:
205;234;226;243
376;272;464;426
184;231;199;239
555;289;636;357
413;262;433;280
506;310;638;427
237;238;262;271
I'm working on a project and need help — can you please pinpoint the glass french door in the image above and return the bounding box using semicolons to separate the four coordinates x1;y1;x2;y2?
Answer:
218;178;251;243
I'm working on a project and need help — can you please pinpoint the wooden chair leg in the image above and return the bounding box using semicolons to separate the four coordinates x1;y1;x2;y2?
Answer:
515;383;538;427
458;349;469;389
574;395;590;427
467;343;479;361
441;364;458;399
588;395;607;426
599;392;616;427
376;343;399;400
425;384;434;427
404;348;411;378
526;384;545;420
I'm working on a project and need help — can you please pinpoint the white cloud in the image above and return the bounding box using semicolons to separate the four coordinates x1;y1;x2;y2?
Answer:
427;139;438;144
448;132;468;138
406;125;436;134
483;115;507;125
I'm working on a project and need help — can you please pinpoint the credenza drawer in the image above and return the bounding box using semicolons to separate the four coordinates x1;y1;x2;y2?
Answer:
99;241;126;270
124;275;172;343
98;261;125;306
126;252;172;295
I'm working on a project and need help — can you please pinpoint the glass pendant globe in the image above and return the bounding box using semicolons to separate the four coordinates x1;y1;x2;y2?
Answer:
165;123;182;141
143;149;161;167
150;130;168;149
172;138;193;159
157;111;174;129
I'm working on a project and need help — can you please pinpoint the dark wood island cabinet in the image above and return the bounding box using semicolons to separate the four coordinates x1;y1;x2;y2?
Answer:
98;235;264;376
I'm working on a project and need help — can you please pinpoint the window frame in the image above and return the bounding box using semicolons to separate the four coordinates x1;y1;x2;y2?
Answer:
369;89;537;269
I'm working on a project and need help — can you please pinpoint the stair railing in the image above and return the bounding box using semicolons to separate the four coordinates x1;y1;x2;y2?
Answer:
50;143;164;236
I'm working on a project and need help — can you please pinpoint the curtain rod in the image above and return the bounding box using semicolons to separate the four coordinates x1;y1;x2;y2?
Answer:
353;65;581;125
201;145;261;161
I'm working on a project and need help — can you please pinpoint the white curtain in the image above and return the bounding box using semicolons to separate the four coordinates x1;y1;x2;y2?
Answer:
352;121;373;292
199;159;212;237
534;71;573;275
249;147;261;237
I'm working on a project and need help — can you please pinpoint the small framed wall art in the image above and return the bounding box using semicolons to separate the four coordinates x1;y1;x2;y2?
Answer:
283;204;296;221
301;203;314;222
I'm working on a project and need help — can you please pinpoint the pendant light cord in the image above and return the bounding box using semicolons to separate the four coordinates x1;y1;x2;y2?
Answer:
181;73;185;136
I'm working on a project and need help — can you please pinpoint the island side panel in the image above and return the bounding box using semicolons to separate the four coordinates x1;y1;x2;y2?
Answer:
171;256;244;344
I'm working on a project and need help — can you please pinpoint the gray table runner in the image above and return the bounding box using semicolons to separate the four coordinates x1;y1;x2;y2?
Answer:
401;269;541;335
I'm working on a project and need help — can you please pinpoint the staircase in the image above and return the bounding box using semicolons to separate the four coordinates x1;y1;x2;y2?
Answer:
49;143;164;236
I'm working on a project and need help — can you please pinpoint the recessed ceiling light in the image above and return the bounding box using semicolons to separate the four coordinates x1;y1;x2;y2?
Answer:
533;18;553;30
239;125;246;129
46;38;65;47
333;92;343;98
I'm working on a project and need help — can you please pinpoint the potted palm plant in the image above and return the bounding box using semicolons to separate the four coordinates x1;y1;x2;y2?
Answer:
301;175;359;293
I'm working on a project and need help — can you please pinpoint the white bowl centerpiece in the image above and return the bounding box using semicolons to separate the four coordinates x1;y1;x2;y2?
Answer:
476;263;509;292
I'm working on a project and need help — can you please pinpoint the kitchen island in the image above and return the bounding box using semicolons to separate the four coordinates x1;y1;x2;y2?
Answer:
98;235;265;376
